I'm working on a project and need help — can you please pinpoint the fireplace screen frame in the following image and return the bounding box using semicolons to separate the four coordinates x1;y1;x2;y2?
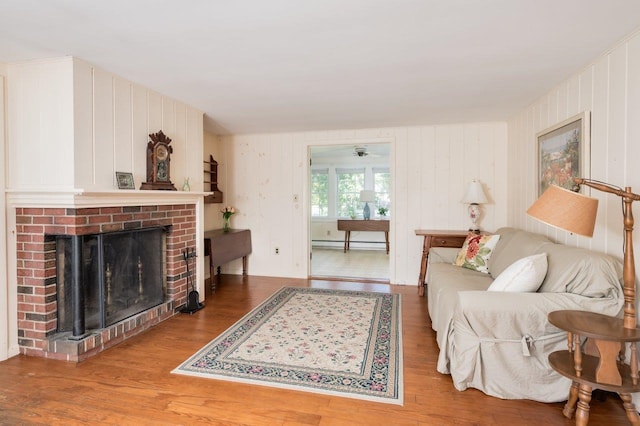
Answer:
56;227;167;336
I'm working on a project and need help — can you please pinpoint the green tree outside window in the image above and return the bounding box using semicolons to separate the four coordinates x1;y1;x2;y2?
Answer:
336;168;364;217
374;167;390;215
311;169;329;217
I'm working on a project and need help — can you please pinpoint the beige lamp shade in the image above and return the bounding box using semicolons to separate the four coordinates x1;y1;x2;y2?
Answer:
526;185;598;237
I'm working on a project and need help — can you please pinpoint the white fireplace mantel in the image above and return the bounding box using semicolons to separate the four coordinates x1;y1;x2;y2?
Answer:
6;189;212;208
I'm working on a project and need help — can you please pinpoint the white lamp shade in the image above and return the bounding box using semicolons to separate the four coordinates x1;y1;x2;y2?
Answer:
461;180;488;204
359;190;376;203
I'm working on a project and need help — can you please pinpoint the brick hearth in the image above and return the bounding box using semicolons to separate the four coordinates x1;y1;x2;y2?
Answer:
15;204;196;361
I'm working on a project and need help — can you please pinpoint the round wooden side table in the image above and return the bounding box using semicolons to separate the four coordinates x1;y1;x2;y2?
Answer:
548;310;640;425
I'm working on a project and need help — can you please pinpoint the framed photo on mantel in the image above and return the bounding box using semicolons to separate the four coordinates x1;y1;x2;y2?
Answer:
536;111;591;196
116;172;135;190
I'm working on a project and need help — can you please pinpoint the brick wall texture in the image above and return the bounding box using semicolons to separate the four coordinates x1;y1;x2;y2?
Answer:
14;204;196;361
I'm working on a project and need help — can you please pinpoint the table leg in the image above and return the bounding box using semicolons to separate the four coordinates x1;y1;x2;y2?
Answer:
385;231;389;254
575;384;592;426
631;343;639;385
562;381;579;419
620;393;640;424
209;263;215;293
346;231;351;252
418;236;431;297
343;230;349;253
573;334;583;377
211;265;221;293
205;238;214;293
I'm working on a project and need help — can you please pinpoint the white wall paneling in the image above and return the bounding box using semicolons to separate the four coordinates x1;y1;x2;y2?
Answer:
173;103;187;189
113;75;133;179
185;107;204;192
7;58;75;189
162;98;177;143
507;29;640;307
92;66;116;189
3;57;206;361
8;57;204;192
132;84;149;186
203;131;223;230
0;70;11;361
147;91;162;142
507;27;640;406
73;59;95;187
219;122;507;284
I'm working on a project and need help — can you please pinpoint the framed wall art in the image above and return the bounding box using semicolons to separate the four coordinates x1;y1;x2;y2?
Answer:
116;171;135;190
537;111;590;196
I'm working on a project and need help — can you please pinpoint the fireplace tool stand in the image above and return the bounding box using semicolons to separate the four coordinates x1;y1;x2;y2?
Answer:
180;247;204;314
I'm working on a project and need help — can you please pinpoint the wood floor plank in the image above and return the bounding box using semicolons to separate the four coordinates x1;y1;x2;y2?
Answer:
0;275;631;425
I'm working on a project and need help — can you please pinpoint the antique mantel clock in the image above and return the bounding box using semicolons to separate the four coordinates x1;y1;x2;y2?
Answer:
140;130;177;190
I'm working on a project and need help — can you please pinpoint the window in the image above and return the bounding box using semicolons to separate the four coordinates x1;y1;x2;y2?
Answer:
311;168;329;217
336;168;364;217
373;167;391;214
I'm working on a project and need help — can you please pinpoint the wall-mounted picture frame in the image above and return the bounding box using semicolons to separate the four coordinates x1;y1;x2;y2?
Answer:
116;172;135;190
537;111;591;196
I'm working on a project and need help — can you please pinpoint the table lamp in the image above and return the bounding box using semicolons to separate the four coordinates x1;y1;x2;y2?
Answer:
527;179;640;329
461;180;488;232
360;190;376;220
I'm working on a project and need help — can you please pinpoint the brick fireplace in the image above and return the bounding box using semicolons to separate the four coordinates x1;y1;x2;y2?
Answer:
15;202;197;362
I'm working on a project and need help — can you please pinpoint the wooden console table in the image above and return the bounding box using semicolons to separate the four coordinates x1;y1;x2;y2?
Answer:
548;310;640;425
415;229;469;296
337;219;389;254
204;229;252;291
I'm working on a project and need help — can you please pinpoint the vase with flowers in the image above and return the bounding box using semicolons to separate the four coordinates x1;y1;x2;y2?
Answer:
221;206;235;232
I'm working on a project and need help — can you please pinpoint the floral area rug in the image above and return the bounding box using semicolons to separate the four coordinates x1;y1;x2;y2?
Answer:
172;286;403;405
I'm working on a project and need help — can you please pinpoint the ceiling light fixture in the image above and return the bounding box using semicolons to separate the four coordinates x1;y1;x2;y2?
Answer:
354;146;368;157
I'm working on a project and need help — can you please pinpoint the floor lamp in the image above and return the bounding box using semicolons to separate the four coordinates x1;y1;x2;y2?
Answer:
527;179;640;425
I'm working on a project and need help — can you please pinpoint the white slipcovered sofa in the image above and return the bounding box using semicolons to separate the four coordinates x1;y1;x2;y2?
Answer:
427;227;624;402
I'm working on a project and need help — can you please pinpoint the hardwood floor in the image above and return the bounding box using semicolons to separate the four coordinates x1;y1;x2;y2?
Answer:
310;248;389;280
0;275;631;425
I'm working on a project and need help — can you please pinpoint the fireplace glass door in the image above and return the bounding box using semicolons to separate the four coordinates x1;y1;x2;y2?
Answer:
56;227;165;333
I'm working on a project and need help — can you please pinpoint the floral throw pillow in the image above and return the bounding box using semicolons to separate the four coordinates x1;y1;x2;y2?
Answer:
454;233;501;274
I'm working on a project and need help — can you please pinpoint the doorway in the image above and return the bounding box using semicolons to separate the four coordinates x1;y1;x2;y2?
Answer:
309;143;391;281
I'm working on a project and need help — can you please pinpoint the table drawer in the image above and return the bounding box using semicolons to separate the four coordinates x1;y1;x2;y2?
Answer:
430;235;467;248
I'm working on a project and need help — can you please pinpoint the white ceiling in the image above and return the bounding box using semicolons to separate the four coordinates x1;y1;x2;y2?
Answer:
1;1;640;135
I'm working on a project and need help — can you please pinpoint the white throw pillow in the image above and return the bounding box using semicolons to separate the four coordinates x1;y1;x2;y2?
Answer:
487;253;548;292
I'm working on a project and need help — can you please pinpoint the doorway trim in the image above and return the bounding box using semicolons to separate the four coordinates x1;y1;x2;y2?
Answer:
306;138;395;281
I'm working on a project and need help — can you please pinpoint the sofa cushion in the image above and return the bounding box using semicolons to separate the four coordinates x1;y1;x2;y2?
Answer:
488;227;552;277
454;233;500;274
487;253;548;292
428;262;494;331
537;243;623;298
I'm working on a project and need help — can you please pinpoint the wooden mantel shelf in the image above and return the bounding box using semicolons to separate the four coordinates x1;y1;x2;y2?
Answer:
6;189;213;207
